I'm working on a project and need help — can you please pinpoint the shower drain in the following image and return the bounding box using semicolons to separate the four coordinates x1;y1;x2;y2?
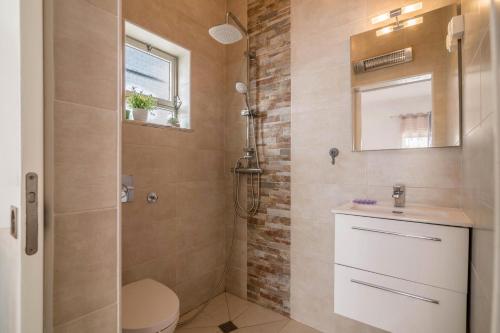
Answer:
218;321;238;333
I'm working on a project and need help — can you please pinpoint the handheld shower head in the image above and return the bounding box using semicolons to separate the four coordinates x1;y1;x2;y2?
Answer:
235;82;248;94
235;82;251;111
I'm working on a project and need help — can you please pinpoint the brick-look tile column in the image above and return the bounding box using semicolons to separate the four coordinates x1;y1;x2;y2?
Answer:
247;0;291;315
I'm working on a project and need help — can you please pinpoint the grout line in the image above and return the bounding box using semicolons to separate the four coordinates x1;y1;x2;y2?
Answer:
53;302;117;329
54;206;117;217
53;98;117;113
230;301;287;329
224;292;231;321
236;318;290;330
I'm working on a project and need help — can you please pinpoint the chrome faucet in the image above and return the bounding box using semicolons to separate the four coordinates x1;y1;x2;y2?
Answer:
392;184;406;208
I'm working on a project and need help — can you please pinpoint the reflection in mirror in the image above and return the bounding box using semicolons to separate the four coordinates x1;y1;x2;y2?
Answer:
351;4;461;151
354;74;433;150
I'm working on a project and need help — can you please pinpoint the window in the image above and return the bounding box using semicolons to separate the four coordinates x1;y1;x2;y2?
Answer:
125;21;191;128
125;36;179;123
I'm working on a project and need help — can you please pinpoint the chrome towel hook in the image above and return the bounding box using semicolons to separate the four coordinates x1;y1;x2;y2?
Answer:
329;148;339;165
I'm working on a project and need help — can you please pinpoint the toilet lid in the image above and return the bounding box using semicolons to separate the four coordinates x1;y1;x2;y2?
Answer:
122;279;180;332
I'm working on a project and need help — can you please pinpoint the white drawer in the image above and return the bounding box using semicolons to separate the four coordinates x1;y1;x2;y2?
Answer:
334;264;466;333
334;214;469;292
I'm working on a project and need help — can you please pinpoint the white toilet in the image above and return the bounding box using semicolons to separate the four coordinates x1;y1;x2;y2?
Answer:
122;279;180;333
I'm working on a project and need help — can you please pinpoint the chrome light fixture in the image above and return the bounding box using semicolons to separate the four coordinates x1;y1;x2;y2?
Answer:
376;16;424;36
371;2;423;24
371;2;423;37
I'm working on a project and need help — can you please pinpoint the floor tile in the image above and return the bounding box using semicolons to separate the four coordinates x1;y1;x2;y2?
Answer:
175;294;317;333
234;320;289;333
181;293;229;328
201;293;229;318
226;293;250;320
176;327;222;333
233;302;288;328
279;320;320;333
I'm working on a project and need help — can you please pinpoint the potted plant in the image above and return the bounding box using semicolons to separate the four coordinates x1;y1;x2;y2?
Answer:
126;88;156;122
168;95;182;127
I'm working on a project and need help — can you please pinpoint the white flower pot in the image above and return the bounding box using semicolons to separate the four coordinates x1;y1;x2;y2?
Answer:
133;108;149;122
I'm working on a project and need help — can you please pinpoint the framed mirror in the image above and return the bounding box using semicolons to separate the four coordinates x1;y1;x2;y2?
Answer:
351;4;461;151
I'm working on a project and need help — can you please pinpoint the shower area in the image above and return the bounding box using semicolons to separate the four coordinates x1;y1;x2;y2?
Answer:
121;0;292;318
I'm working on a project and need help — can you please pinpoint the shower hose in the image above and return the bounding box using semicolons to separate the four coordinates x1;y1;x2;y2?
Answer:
177;157;261;327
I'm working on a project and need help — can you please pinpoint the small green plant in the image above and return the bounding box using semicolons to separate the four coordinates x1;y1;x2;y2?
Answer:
168;95;182;127
127;88;156;110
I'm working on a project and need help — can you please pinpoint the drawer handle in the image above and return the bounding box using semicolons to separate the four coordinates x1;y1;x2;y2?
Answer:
351;279;440;304
351;226;442;242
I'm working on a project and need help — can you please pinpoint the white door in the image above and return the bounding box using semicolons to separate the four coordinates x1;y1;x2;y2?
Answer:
0;1;44;332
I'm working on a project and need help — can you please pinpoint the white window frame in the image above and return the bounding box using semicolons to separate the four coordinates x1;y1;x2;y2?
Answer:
125;35;178;110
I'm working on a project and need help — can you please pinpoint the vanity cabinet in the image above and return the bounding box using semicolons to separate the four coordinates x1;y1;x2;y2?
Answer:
333;212;470;333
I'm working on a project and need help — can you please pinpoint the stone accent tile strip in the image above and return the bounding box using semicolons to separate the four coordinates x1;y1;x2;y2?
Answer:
247;0;291;315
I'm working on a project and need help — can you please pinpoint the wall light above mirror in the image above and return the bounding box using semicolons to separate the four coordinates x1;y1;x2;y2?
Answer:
371;2;423;24
351;4;461;151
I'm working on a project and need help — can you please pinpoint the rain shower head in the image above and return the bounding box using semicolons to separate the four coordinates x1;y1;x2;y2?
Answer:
235;82;248;94
209;12;247;45
209;24;242;44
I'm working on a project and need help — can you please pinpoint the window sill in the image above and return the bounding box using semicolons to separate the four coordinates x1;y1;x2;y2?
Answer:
123;120;193;132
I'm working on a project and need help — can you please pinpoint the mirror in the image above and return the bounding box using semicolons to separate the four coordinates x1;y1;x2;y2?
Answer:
351;4;461;151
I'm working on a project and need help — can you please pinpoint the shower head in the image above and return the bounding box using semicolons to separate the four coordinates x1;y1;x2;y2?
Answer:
235;82;248;94
209;24;243;44
209;12;247;45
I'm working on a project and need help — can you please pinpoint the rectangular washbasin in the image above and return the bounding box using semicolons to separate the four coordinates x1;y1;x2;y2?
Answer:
332;202;472;228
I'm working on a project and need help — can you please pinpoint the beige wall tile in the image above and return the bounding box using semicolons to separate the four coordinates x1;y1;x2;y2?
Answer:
176;242;225;283
122;186;177;223
175;181;226;219
122;123;181;147
175;267;226;313
226;266;247;299
122;144;178;187
122;215;177;270
290;0;466;331
469;266;493;333
85;0;117;15
53;101;117;213
122;0;230;313
53;209;117;326
54;0;118;110
291;218;333;262
461;0;496;330
122;257;177;289
54;303;117;333
45;0;120;330
176;215;225;254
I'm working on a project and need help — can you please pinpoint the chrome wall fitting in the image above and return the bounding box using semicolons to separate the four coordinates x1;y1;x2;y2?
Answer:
147;192;158;204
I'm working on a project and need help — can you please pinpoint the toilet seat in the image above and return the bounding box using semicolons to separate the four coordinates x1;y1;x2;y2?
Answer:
122;279;180;333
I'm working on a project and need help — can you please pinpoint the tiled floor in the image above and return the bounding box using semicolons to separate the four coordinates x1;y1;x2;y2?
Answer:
176;293;320;333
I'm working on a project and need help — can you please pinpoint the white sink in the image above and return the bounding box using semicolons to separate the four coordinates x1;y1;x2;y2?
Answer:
332;202;472;227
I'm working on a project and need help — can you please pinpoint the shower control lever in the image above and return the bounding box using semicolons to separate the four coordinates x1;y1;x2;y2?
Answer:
122;175;135;203
241;109;257;117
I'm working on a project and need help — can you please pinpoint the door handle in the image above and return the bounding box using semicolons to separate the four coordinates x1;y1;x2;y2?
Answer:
25;172;38;255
